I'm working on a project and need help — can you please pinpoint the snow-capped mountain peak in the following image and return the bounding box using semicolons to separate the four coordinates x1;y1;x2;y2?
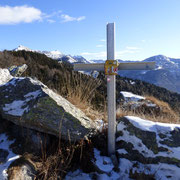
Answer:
145;55;170;62
41;50;63;59
13;45;90;63
144;55;179;71
14;45;64;60
14;45;33;52
73;55;91;63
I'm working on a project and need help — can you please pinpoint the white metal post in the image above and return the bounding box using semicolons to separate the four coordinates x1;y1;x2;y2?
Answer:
107;23;116;155
73;22;155;157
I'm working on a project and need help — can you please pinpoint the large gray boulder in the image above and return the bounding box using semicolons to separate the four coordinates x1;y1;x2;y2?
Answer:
0;72;97;141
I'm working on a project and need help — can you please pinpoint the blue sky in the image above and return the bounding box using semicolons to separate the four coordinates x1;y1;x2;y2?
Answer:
0;0;180;60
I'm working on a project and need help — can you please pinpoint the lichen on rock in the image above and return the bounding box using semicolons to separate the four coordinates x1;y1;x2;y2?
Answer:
0;76;97;142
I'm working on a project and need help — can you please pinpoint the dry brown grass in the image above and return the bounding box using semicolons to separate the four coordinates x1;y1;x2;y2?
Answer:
117;96;180;124
116;108;179;123
68;93;107;122
65;72;107;121
35;145;75;180
23;140;83;179
66;72;179;124
30;138;95;180
145;96;179;123
146;96;173;112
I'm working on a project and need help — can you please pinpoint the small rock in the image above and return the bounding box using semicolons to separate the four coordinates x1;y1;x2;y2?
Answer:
8;157;36;180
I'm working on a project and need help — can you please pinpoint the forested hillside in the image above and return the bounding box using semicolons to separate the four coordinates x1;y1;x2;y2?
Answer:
1;50;180;114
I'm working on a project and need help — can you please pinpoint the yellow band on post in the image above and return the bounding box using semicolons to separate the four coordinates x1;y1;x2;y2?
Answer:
104;60;118;75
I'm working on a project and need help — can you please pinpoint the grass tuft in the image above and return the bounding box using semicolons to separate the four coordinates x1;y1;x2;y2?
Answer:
64;72;106;121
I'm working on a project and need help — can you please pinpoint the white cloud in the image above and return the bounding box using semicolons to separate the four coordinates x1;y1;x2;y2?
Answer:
0;6;85;25
61;14;85;22
126;46;141;50
96;45;104;48
81;51;106;59
44;11;86;23
47;19;56;23
116;50;140;56
81;47;141;60
43;10;62;23
0;5;42;24
115;47;141;58
44;10;62;19
100;39;106;42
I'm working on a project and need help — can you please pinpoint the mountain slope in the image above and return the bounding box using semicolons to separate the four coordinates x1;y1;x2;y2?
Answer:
14;46;180;94
118;55;180;93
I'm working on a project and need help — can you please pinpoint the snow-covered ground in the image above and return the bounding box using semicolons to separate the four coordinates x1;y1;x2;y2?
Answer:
66;116;180;180
117;116;180;159
0;134;20;180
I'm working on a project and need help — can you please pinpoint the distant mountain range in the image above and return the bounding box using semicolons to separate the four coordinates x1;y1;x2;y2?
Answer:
14;45;180;94
14;45;90;64
118;55;180;94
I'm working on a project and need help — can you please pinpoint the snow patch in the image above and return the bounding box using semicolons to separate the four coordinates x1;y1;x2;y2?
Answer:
120;91;145;102
3;100;28;116
3;86;42;116
117;149;128;155
93;148;114;173
126;116;180;133
24;90;42;101
117;122;155;157
130;80;135;85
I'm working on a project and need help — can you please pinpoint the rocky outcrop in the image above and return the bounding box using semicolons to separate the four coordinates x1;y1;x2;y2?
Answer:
119;91;158;114
8;64;28;77
116;116;180;178
0;73;97;141
0;68;13;85
66;115;180;179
